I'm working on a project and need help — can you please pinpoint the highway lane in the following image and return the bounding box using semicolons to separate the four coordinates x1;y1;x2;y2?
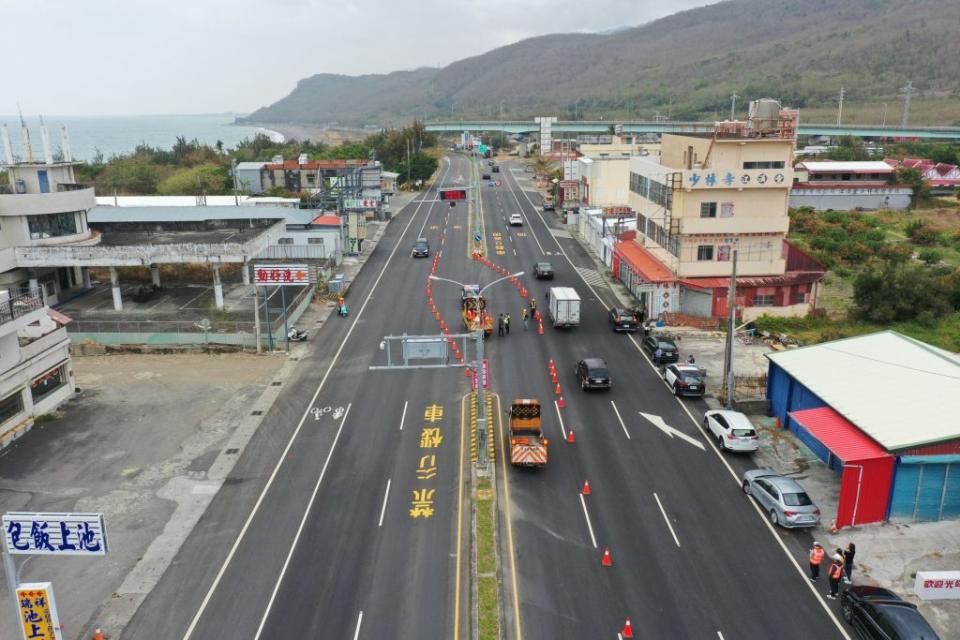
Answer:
483;157;848;638
124;156;472;639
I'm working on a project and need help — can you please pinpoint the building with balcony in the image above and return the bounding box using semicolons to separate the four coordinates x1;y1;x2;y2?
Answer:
0;290;75;447
614;101;824;321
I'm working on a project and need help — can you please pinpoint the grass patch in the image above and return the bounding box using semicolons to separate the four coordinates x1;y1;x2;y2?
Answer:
478;577;499;639
753;311;960;351
476;478;495;574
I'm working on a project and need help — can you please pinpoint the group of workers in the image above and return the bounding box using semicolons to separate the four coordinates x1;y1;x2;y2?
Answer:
809;541;857;599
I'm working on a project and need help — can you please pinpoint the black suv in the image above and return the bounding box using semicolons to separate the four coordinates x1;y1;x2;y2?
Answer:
576;358;611;390
412;238;429;258
608;308;638;332
841;585;940;639
643;335;679;363
492;165;500;173
482;173;491;180
533;262;554;280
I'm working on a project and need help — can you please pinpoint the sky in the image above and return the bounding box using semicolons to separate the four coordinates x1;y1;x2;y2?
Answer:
3;0;715;116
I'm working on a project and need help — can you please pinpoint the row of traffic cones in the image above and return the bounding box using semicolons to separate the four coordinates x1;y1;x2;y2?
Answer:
472;253;529;299
551;358;633;637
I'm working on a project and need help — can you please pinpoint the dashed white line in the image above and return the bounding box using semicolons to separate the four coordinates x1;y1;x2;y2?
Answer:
717;632;725;640
610;401;631;440
378;479;391;528
353;611;363;640
553;400;568;440
653;492;680;547
399;400;408;431
579;493;598;549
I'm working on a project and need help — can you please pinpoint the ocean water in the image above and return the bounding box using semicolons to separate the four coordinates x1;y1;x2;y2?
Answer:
0;114;283;162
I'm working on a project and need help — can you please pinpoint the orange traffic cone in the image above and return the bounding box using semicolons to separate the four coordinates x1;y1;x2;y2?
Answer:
538;322;544;335
93;630;105;640
622;618;634;638
581;480;591;495
554;382;561;395
602;547;613;567
558;395;565;409
549;359;555;370
567;429;575;443
551;371;558;384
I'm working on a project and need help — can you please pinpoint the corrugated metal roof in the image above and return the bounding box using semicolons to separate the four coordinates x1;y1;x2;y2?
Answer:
311;215;341;226
614;241;675;283
768;331;960;451
789;407;890;462
682;272;823;291
89;205;314;225
797;161;894;173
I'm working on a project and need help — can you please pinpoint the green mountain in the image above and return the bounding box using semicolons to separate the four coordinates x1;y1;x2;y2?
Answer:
241;0;960;127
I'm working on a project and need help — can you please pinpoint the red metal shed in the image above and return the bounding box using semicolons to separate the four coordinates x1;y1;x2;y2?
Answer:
789;407;895;529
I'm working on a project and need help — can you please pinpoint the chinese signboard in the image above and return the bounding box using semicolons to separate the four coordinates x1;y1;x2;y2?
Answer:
252;264;310;286
3;512;108;556
915;570;960;600
685;170;787;189
16;582;62;640
470;359;490;391
342;198;379;210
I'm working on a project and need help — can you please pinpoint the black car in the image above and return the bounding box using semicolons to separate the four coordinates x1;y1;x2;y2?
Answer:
492;166;500;173
841;585;940;640
609;308;639;332
482;173;492;180
643;335;679;363
663;364;705;397
533;262;554;280
576;358;611;390
412;238;429;258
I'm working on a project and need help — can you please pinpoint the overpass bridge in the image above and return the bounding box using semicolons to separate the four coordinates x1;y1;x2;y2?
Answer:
424;119;960;140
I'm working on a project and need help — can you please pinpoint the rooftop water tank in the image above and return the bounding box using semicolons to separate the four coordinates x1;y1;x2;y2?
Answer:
748;98;781;132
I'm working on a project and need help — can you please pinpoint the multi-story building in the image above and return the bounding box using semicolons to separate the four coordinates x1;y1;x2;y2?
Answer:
614;101;824;322
578;157;630;208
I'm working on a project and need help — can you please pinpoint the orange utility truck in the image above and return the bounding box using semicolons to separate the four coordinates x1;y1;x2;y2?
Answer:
509;399;548;467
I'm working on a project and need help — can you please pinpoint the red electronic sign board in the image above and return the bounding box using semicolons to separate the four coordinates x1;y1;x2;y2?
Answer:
440;188;467;201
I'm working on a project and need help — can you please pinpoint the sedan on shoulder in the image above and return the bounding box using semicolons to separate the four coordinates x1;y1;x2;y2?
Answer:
608;308;639;332
533;262;554;279
741;469;821;528
643;335;679;363
663;363;704;397
703;410;758;452
841;585;940;640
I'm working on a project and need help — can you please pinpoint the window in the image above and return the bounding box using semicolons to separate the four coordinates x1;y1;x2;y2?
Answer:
28;211;79;239
0;390;24;425
277;237;294;245
754;294;775;306
307;237;325;245
700;202;717;218
742;161;785;169
696;245;714;261
629;172;672;208
31;365;67;402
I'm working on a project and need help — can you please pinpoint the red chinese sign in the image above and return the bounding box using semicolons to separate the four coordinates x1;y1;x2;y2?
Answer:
253;264;310;286
471;359;490;391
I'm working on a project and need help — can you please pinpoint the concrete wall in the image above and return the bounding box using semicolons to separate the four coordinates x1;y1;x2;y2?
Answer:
0;188;96;218
742;301;812;321
789;191;912;211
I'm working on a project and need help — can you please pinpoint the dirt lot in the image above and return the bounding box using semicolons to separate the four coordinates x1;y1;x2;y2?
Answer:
0;353;283;639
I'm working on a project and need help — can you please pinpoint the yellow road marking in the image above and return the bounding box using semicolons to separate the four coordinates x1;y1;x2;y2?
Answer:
454;394;467;640
495;392;522;639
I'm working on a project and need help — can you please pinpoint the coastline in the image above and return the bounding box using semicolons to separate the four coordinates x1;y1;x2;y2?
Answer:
240;122;369;145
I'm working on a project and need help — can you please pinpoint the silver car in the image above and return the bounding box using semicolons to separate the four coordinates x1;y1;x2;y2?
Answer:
741;469;821;528
704;410;758;452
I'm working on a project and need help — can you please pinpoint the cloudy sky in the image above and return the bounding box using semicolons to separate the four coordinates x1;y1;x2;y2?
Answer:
6;0;715;116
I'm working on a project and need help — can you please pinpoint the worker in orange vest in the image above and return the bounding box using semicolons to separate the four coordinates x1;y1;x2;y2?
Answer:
827;554;844;599
808;541;825;581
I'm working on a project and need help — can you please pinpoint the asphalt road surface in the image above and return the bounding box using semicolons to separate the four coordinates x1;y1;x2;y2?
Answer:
125;153;850;639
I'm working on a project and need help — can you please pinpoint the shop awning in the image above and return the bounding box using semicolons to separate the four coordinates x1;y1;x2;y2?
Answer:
613;241;675;283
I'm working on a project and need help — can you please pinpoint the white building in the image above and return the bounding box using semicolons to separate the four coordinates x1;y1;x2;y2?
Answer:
577;207;636;268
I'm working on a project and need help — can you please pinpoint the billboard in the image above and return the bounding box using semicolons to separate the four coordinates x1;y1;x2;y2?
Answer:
439;188;468;201
253;264;311;286
17;583;62;640
3;512;108;556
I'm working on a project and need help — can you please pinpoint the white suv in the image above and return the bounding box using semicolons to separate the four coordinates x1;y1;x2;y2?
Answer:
509;213;523;226
703;410;759;452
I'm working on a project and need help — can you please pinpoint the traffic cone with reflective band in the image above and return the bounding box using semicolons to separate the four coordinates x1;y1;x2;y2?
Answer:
93;630;105;640
567;429;575;443
558;396;565;409
555;382;561;395
549;359;555;371
622;618;634;638
551;371;558;384
602;547;613;567
581;480;591;495
538;322;544;335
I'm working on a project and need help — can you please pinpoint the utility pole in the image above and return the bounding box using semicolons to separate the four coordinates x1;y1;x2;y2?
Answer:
900;81;915;128
882;102;888;127
722;248;739;409
837;87;845;126
406;137;411;184
730;91;739;121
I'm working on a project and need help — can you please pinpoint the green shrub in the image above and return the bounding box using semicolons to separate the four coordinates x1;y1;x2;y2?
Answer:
918;249;943;265
905;220;938;245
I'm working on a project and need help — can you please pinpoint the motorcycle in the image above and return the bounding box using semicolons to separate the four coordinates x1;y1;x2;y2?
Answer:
287;327;308;342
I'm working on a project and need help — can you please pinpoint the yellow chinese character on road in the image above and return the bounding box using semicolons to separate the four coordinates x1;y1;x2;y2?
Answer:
417;454;437;480
410;488;436;518
424;404;444;423
420;427;443;448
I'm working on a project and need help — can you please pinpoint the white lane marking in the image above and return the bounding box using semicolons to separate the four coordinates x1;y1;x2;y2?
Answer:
639;412;705;451
253;405;353;638
610;401;631;440
181;162;451;640
378;479;392;528
353;611;363;640
717;632;725;640
399;400;408;431
653;492;680;548
579;493;598;549
553;400;568;440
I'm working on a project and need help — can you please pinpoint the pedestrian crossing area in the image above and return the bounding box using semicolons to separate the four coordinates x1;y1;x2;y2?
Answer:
576;266;608;289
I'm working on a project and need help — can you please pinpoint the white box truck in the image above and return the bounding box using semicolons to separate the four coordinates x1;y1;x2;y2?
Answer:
547;287;581;328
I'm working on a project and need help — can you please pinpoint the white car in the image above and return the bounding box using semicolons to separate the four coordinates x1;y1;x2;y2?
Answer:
509;213;523;226
703;410;759;452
